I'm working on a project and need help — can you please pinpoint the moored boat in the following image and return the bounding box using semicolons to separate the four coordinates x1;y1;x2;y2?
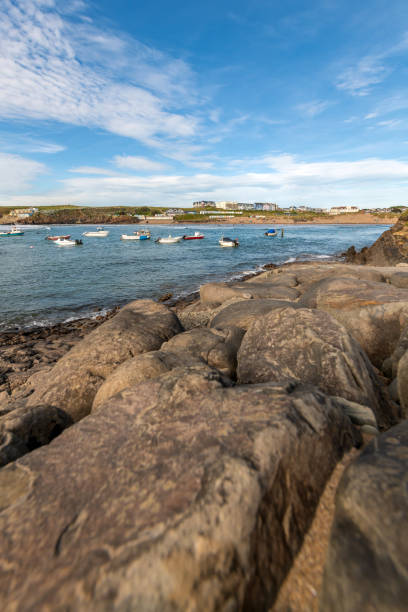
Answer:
155;235;182;244
264;228;277;237
54;238;83;246
46;235;71;241
183;231;204;240
83;228;109;237
219;236;239;247
0;228;24;236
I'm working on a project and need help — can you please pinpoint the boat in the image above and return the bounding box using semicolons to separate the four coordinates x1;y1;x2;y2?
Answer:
46;235;71;241
219;236;239;247
82;228;109;237
182;231;204;240
54;238;83;246
133;230;151;240
0;228;24;236
264;228;277;237
155;235;183;244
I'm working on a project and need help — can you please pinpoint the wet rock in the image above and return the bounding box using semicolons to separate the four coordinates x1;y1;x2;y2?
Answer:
237;307;396;430
299;276;408;366
0;367;356;611
210;299;302;331
161;326;245;378
24;300;182;422
0;404;73;467
321;421;408;612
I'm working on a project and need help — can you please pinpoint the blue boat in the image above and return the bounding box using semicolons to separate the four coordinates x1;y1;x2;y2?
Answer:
264;228;277;237
0;228;24;237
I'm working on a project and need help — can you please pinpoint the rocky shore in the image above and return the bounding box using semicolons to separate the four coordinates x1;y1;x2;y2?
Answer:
0;223;407;610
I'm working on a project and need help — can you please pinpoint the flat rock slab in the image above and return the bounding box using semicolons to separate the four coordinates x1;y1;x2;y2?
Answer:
200;282;299;304
321;420;408;611
237;307;396;430
0;367;356;611
23;300;182;421
210;299;302;331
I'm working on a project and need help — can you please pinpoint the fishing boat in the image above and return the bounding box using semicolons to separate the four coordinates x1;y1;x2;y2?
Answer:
82;228;109;237
121;232;150;241
0;228;24;236
155;235;183;244
133;230;151;240
182;231;204;240
46;235;71;241
54;238;83;246
264;228;277;237
219;236;239;247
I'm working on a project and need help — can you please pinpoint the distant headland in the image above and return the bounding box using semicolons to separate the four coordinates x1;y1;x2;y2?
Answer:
0;203;400;225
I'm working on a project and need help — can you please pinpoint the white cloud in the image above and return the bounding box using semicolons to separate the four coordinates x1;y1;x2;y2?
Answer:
296;100;330;117
336;56;389;96
0;152;46;194
70;166;113;175
113;156;168;172
3;154;408;208
0;0;199;148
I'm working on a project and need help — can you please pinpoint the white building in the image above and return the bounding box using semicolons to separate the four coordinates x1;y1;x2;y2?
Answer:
329;206;359;215
215;201;238;210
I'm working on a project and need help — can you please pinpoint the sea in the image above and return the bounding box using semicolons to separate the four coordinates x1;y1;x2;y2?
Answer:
0;223;389;332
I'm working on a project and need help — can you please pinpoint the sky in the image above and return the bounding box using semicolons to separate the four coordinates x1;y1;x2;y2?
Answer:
1;0;408;208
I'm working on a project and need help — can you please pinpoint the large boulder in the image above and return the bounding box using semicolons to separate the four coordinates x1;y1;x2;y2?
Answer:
160;326;244;378
92;350;204;410
209;299;302;331
0;367;357;611
0;404;73;467
246;272;298;287
237;307;397;430
299;276;408;366
24;300;182;421
200;282;299;305
321;420;408;611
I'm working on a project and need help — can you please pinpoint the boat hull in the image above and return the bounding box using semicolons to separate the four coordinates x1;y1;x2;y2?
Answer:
83;231;109;237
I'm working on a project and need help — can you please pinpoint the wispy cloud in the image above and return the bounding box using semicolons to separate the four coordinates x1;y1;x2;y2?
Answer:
0;0;199;149
336;32;408;96
113;156;169;172
296;100;330;117
70;166;113;175
0;152;46;194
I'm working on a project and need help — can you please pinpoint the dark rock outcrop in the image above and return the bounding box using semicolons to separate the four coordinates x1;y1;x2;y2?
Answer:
321;420;408;611
22;300;182;421
0;367;357;611
344;219;408;266
0;404;73;467
237;307;396;430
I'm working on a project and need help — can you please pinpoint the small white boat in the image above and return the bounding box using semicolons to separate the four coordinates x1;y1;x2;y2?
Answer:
183;231;204;240
219;236;239;247
83;228;109;237
54;238;83;246
155;235;183;244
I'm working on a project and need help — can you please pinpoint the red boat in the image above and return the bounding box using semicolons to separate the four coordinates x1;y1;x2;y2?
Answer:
46;235;71;241
182;232;204;240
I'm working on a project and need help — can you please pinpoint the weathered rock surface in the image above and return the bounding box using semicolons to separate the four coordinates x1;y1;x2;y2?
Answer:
344;218;408;266
246;272;298;287
200;282;299;305
0;367;357;611
299;276;408;366
161;326;244;377
92;350;204;410
22;300;182;421
210;298;302;331
396;350;408;417
237;307;396;430
320;420;408;611
0;404;73;467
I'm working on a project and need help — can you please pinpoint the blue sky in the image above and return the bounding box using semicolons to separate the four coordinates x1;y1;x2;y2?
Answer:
1;0;408;208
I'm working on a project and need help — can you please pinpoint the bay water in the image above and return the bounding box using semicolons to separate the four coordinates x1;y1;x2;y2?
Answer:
0;223;388;332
